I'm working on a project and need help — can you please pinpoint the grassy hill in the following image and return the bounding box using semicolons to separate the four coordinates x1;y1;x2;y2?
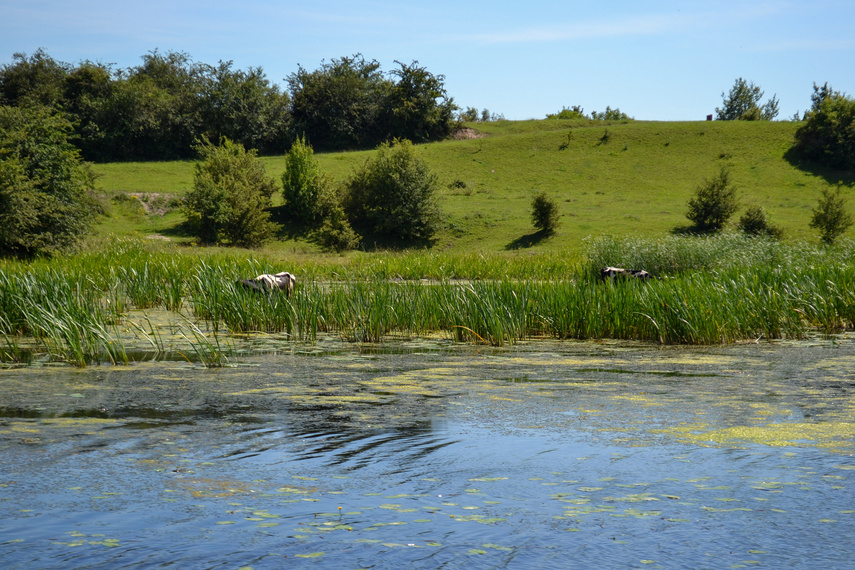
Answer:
92;119;853;257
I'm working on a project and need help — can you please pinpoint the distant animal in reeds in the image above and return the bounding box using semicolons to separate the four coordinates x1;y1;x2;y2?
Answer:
237;272;296;297
600;267;654;281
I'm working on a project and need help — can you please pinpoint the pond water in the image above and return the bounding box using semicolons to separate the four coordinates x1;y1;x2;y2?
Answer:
1;336;855;569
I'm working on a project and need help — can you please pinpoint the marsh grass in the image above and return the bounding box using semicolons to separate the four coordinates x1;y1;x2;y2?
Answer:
180;317;232;368
3;235;855;365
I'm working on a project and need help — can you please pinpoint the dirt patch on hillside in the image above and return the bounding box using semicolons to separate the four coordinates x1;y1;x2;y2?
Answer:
451;128;485;140
128;193;176;216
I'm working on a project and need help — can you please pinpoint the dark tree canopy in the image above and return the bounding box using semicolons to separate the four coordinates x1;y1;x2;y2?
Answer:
383;60;456;143
0;49;69;108
288;54;389;151
200;61;291;155
288;55;458;151
1;49;457;160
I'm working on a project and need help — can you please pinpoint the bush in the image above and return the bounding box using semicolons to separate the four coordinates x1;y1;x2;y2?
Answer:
314;204;361;252
344;139;441;244
791;83;855;170
737;205;783;239
182;138;279;247
809;187;853;245
282;135;326;225
0;105;97;257
685;167;739;233
591;106;632;121
546;106;586;120
531;192;560;235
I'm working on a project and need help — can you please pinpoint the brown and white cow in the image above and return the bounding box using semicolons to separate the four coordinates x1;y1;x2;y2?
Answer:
599;267;654;281
237;271;296;297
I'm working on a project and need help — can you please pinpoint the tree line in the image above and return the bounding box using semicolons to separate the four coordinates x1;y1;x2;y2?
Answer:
0;49;458;161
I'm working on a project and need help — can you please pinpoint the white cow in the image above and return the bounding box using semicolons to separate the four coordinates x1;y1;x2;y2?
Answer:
238;271;296;297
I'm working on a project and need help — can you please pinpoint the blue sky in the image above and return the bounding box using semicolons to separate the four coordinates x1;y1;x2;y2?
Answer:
2;0;853;121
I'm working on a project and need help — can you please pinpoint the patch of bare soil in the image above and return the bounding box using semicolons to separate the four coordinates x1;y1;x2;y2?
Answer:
451;128;485;140
129;193;174;216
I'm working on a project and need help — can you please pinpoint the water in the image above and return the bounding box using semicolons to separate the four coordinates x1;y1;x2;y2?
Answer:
1;337;854;568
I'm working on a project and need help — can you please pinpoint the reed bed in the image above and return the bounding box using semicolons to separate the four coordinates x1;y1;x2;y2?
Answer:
2;236;855;367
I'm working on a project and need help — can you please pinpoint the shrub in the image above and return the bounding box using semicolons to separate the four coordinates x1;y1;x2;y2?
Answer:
344;139;441;244
547;106;586;120
182;137;279;247
591;106;632;121
791;83;855;170
737;205;783;239
809;187;853;245
0;105;97;257
282;135;325;225
531;192;560;235
311;176;361;252
314;204;361;252
685;167;739;233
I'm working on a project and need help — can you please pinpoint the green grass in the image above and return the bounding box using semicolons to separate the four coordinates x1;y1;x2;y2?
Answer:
3;235;855;365
91;119;853;256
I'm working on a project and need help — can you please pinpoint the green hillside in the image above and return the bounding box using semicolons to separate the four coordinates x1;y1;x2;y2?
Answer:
92;119;853;256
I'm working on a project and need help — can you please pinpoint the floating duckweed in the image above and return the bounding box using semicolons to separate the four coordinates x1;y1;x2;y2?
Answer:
483;543;514;551
660;422;855;450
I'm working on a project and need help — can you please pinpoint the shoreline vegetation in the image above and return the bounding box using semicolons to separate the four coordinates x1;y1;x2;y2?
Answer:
2;234;855;368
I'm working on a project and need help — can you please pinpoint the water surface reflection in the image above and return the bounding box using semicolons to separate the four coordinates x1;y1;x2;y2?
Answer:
1;338;854;568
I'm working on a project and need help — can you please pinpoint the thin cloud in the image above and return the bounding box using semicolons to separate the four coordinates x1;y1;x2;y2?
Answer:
750;38;855;52
461;4;784;45
467;13;688;44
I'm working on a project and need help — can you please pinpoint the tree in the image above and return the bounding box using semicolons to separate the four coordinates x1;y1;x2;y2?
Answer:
288;54;389;150
383;60;456;143
685;167;739;232
716;78;779;120
182;138;279;247
0;105;97;257
791;83;855;170
282;135;327;225
531;192;560;235
809;187;853;245
344;139;441;244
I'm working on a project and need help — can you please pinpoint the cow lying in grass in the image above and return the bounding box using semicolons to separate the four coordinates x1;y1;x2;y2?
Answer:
599;266;654;281
237;272;296;297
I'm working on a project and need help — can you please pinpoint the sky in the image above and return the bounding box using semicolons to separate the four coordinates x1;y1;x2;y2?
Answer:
2;0;854;121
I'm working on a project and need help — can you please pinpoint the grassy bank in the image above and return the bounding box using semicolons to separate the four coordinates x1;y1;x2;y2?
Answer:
92;119;853;256
2;235;855;367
